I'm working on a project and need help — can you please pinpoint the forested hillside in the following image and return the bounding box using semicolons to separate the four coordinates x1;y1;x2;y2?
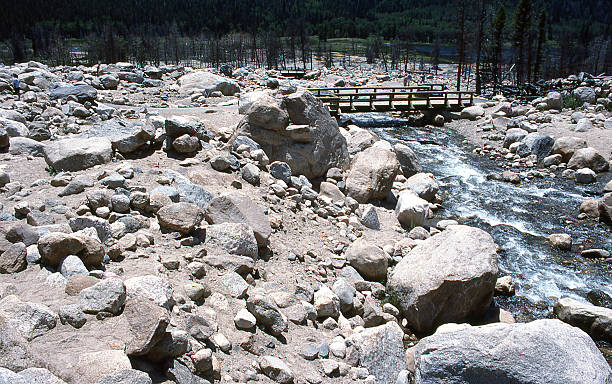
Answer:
2;0;610;77
4;0;609;41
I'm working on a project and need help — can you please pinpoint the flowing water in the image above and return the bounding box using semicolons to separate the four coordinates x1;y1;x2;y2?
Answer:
349;114;612;322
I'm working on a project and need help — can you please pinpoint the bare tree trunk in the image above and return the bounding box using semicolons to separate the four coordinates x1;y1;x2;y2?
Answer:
457;0;466;91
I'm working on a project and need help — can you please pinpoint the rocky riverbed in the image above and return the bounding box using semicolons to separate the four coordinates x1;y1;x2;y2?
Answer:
0;61;611;384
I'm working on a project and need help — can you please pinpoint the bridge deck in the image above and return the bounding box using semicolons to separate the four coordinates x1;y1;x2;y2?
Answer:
309;86;473;115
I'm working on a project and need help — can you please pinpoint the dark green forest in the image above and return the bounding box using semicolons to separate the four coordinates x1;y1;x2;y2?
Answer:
2;0;611;78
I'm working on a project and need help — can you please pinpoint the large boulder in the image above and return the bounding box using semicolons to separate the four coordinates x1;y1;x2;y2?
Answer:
395;190;430;228
567;147;609;173
345;145;399;203
394;143;422;177
573;86;597;104
554;298;612;342
403;173;438;202
205;223;258;259
157;202;204;235
0;295;57;341
521;132;554;161
414;319;612;384
232;89;348;179
83;119;154;154
44;138;112;172
50;84;97;103
164;116;212;141
122;298;169;356
124;275;174;310
0;118;28;138
551;136;587;162
460;105;485;120
387;225;499;333
345;239;388;281
543;91;563;110
178;71;239;96
342;126;379;155
8;137;46;157
204;193;271;247
346;322;406;384
238;90;271;114
0;314;37;371
503;128;528;148
79;278;126;315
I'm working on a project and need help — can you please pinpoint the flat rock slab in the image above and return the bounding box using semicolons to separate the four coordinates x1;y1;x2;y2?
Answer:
44;137;112;172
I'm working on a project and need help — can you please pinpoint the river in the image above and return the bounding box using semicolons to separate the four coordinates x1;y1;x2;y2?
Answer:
345;114;611;322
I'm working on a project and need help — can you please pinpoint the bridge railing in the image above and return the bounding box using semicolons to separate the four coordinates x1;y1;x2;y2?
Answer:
309;84;447;96
309;86;473;114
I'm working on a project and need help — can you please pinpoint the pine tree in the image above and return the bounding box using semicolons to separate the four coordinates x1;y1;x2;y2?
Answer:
475;0;486;94
513;0;532;84
533;9;547;80
491;5;506;86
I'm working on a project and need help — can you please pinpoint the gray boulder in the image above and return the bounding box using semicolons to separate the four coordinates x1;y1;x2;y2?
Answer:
345;239;388;281
543;91;563;110
0;118;28;137
8;137;46;157
460;105;485;120
552;136;587;162
573;86;596;104
94;369;151;384
0;368;26;384
204;193;271;247
395;190;430;228
387;225;499;333
414;319;612;384
178;71;239;96
394;143;422;177
246;294;288;336
403;173;438;202
346;322;406;384
0;128;8;151
259;356;294;384
117;71;144;84
164;116;212;141
99;75;119;90
554;297;612;342
205;223;258;259
84;119;154;154
50;84;97;103
79;278;126;315
18;367;66;384
0;314;36;371
521;132;554;161
124;275;174;310
177;183;213;211
503;128;528;148
567;147;609;173
232;89;348;179
346;145;399;203
0;295;57;341
44;138;112;172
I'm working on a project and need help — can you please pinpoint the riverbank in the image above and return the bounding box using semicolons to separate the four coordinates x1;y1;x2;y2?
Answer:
0;61;610;383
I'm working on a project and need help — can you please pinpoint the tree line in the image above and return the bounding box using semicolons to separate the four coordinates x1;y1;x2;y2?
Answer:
1;0;610;83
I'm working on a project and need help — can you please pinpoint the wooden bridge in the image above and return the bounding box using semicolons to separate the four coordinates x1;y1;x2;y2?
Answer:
280;70;306;79
309;84;474;115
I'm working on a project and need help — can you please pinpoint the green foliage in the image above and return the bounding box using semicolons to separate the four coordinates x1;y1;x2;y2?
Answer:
45;166;57;176
563;94;584;109
382;289;402;310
